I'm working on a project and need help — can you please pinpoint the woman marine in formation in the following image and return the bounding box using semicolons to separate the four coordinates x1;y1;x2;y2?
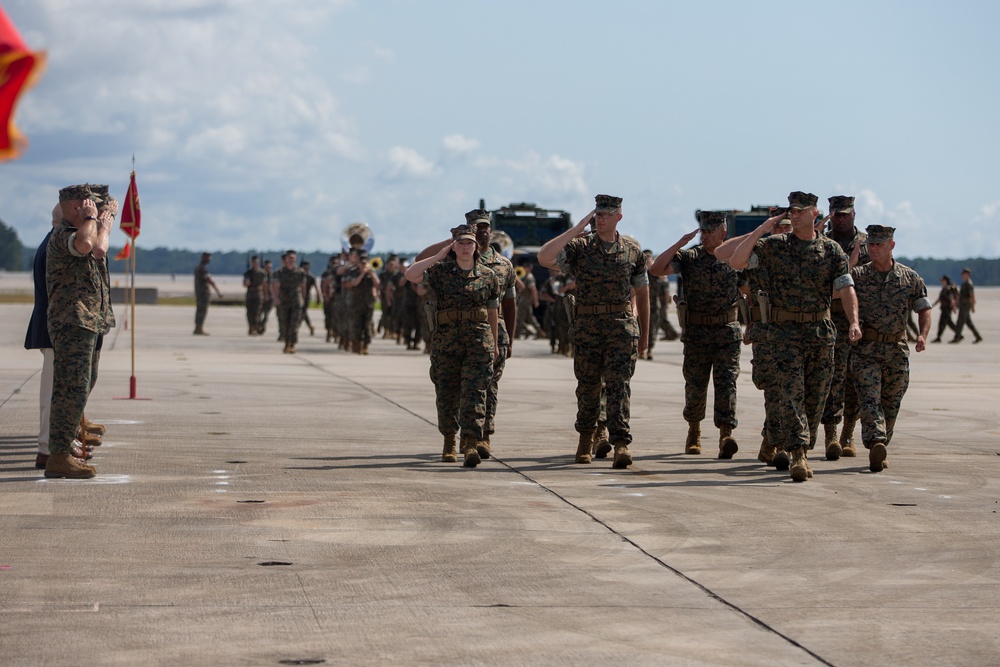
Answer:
404;223;501;467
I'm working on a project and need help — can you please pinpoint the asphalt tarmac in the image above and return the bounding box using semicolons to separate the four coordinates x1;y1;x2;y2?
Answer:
1;291;998;666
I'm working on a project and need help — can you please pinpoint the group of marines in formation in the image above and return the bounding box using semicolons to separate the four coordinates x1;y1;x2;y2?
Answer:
374;192;932;483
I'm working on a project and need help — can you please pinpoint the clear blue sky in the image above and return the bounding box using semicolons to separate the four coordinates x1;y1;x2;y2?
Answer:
3;0;999;259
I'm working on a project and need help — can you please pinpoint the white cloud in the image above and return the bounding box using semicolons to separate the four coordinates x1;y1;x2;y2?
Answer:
442;134;480;155
384;146;438;180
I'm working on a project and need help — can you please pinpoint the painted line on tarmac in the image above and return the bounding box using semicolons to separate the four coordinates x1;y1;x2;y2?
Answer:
293;355;835;667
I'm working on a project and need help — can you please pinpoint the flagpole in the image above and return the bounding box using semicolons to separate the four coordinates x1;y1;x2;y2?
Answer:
129;228;137;398
115;155;150;400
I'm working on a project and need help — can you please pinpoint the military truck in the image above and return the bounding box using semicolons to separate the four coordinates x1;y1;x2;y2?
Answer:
480;199;573;285
693;205;780;240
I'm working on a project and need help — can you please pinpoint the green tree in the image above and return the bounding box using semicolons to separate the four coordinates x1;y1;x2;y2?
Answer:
0;218;26;270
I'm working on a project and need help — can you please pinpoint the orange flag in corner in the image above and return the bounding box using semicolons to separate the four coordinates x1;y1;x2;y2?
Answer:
120;170;141;239
0;7;46;162
114;243;131;260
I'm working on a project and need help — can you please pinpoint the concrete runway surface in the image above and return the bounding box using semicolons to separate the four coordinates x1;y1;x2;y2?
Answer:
1;290;998;666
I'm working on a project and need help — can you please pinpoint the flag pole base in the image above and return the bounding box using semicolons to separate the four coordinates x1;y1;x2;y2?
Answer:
114;376;151;400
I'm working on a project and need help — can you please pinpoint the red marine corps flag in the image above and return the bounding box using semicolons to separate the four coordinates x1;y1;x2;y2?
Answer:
120;167;141;240
0;7;45;161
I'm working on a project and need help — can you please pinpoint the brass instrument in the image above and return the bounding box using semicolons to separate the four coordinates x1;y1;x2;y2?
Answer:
490;230;514;259
368;256;384;271
342;222;375;253
514;265;527;280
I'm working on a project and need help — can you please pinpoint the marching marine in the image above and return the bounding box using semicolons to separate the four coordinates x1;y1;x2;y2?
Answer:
650;211;744;458
851;225;931;472
538;194;649;469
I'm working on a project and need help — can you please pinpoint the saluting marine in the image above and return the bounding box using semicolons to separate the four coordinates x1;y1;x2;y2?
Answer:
650;210;744;459
405;223;500;467
538;194;649;469
724;191;860;483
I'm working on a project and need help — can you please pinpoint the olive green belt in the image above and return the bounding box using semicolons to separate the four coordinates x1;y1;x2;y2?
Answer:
686;307;739;326
576;303;631;316
436;307;488;325
771;308;831;323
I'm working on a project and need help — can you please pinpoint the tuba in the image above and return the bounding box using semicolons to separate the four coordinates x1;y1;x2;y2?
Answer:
490;230;514;259
342;222;375;253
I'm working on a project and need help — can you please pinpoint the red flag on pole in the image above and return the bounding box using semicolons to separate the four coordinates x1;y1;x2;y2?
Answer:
0;7;45;162
120;170;141;239
114;242;131;260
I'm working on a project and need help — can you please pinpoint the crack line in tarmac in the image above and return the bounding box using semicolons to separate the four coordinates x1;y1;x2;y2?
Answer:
0;371;38;411
295;357;834;667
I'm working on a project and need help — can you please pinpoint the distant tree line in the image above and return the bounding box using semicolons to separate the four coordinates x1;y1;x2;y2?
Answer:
11;239;1000;285
1;218;26;270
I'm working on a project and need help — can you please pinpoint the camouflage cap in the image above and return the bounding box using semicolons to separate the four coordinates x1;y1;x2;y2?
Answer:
451;224;477;242
464;208;491;226
865;225;895;243
828;195;855;214
787;191;818;209
595;194;623;212
58;183;96;202
697;210;728;231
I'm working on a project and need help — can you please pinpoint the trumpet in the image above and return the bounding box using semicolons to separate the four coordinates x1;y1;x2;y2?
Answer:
368;256;384;271
515;265;528;280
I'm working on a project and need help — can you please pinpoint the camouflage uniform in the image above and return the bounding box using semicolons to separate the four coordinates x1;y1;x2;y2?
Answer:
557;234;647;446
478;246;516;440
260;265;274;333
954;276;981;342
244;266;267;333
745;256;782;453
850;260;930;451
398;275;422;350
343;264;377;350
193;262;212;330
426;258;500;440
275;266;306;347
822;226;870;431
670;245;743;428
646;270;663;355
46;220;115;456
933;281;959;341
748;232;852;451
515;271;542;338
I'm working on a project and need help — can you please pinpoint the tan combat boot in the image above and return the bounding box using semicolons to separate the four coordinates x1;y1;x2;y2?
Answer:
772;449;790;471
287;343;296;354
840;419;857;457
789;448;812;482
79;430;102;447
477;435;491;460
575;431;595;464
824;422;842;461
592;422;612;459
44;451;96;479
442;434;458;463
757;431;775;464
685;422;701;455
612;444;632;469
461;435;481;468
869;443;887;472
362;344;369;355
718;425;738;459
84;419;106;436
